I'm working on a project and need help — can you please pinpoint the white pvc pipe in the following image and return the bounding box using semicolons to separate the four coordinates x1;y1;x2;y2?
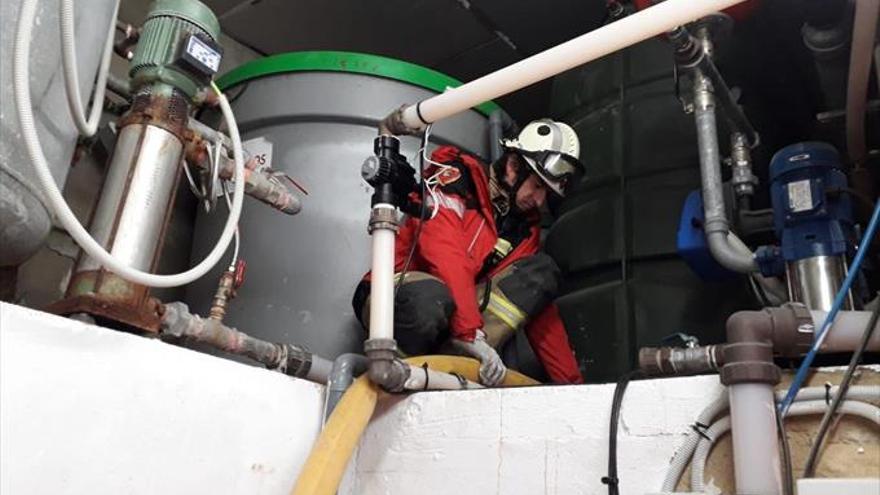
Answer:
662;385;880;492
845;0;880;165
14;0;245;288
403;364;483;391
728;383;782;494
811;310;880;353
60;0;119;137
368;208;397;341
399;0;747;129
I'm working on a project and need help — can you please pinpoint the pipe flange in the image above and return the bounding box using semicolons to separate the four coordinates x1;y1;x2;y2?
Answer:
368;207;400;234
378;104;424;137
720;341;781;385
280;343;313;378
774;303;815;358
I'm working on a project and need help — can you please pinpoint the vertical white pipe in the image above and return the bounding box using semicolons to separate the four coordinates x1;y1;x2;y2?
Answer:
400;0;748;129
728;383;782;494
845;0;880;165
368;205;397;341
811;310;880;352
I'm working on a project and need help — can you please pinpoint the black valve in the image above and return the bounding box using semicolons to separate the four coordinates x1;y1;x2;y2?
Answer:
362;135;419;215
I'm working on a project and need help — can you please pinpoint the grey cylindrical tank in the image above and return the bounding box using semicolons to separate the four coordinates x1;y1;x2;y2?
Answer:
186;52;491;359
0;0;116;266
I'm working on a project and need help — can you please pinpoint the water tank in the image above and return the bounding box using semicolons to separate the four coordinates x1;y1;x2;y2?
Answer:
547;39;754;383
0;0;116;266
187;52;491;359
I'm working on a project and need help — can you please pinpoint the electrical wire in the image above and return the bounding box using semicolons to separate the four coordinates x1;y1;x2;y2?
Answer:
59;0;118;137
221;181;240;270
602;369;641;495
394;127;430;297
775;408;794;495
779;198;880;415
802;292;880;477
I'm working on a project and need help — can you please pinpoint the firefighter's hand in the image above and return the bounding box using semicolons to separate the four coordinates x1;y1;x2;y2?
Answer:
449;329;507;386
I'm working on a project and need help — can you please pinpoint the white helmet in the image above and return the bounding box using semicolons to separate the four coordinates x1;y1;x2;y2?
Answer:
501;119;582;197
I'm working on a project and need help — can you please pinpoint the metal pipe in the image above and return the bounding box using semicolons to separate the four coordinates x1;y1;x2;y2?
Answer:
730;132;757;200
638;344;724;377
694;70;759;273
668;26;759;148
160;302;330;384
381;0;748;133
488;109;516;163
324;353;369;420
106;72;131;99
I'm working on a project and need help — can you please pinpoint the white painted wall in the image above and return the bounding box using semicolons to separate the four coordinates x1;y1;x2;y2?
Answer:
4;302;875;495
339;371;726;495
0;303;324;495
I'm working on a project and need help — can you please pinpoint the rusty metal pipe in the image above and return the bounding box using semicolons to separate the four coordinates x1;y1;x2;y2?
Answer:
161;302;325;382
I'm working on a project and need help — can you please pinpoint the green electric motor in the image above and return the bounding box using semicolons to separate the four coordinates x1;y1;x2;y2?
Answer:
130;0;223;99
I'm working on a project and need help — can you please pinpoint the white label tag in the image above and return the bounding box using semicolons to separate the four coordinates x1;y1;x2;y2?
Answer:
243;137;273;172
787;179;813;213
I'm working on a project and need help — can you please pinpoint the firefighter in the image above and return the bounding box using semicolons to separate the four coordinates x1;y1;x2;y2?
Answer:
353;119;584;386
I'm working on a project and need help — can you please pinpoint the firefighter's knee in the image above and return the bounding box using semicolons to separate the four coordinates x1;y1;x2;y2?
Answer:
394;274;455;356
495;252;561;317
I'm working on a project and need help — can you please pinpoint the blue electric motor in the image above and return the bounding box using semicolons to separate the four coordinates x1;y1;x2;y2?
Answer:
768;142;853;265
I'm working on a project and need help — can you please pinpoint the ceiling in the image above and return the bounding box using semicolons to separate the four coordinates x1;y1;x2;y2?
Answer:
123;0;608;122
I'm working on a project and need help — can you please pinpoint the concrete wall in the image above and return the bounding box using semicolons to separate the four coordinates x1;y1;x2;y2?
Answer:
339;374;879;494
3;303;877;495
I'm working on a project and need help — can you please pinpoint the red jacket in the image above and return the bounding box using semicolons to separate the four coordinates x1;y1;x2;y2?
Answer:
392;146;583;384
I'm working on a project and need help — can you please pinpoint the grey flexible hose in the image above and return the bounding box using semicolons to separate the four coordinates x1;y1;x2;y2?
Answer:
690;400;880;491
60;0;119;137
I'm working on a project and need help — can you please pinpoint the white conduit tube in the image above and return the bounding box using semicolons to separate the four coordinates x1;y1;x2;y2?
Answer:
60;0;119;137
368;206;397;342
662;385;880;491
691;400;880;491
845;0;880;166
398;0;748;129
14;0;245;288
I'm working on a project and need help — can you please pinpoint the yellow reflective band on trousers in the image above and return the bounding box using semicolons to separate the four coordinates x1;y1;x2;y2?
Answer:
486;290;527;330
289;356;539;495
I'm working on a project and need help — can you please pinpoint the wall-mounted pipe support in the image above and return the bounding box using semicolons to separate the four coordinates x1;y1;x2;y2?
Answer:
160;301;331;383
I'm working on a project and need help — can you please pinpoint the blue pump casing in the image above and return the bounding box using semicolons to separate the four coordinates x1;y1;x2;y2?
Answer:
769;142;852;263
677;190;737;281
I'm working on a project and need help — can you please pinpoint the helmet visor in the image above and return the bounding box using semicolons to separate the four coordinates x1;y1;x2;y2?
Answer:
515;149;584;196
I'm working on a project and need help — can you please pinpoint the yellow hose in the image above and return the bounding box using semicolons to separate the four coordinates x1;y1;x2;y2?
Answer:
290;355;539;495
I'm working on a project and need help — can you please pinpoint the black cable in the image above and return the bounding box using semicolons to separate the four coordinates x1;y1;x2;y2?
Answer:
394;129;430;298
602;369;641;495
802;293;880;477
775;409;795;495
